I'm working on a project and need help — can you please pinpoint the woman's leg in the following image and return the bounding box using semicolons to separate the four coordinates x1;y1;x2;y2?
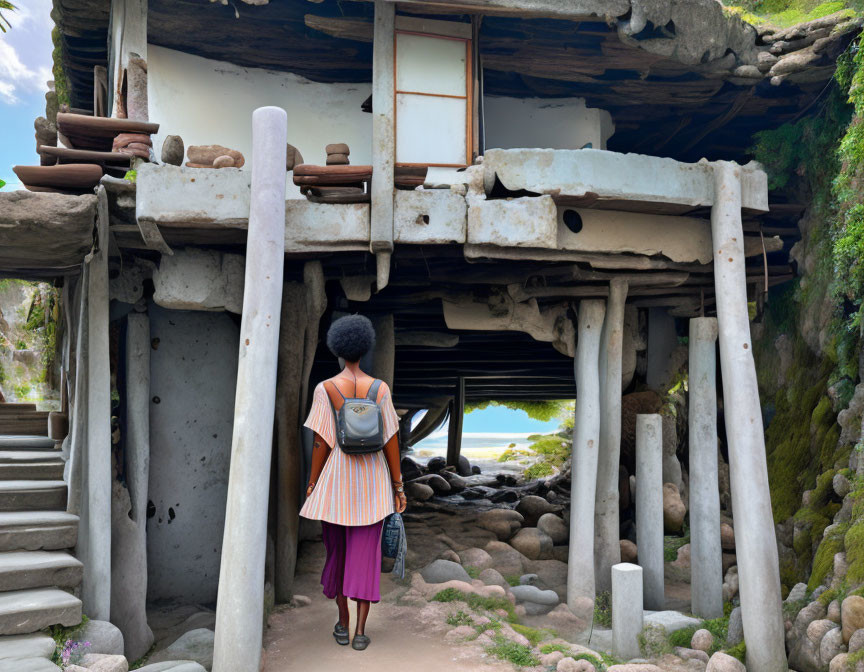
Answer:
355;599;371;636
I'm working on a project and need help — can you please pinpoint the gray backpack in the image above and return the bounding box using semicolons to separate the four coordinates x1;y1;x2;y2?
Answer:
324;379;385;455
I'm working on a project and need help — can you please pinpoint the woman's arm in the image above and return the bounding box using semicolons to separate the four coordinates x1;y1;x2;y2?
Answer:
383;432;407;513
305;432;331;497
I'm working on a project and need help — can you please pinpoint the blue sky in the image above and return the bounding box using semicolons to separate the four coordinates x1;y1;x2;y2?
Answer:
0;0;55;191
463;405;561;434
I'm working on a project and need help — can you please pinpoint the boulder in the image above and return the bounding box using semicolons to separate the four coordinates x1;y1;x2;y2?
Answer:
444;625;476;642
401;457;423;481
690;628;713;652
147;629;214;671
849;627;864;653
476;509;524;541
519;573;538;586
720;523;735;551
77;620;124;656
705;652;745;672
136;664;207;672
539;650;566;666
484;540;528;576
79;654;129;672
161;136;184;166
478;568;509;589
285;143;304;171
828;599;842;624
538;513;568;545
674;647;709;663
643;611;701;632
620;539;638;563
509;584;560;615
830;653;850;672
807;619;837;644
405;482;434;501
663;483;686;533
787;582;809;603
726;607;743;647
186;145;245;168
843;596;864;643
459;547;493;570
509;527;553;560
516;495;559;526
557;658;596;671
427;456;446;473
834;472;852;498
420;559;472;584
411;474;451;494
820;627;846;666
457;455;472;477
439;471;469;493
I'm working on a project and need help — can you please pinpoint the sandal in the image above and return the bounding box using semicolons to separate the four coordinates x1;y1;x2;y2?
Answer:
352;634;371;651
333;622;349;646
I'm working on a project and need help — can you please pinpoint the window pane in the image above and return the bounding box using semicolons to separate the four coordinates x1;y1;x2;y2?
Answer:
396;33;467;97
396;93;466;164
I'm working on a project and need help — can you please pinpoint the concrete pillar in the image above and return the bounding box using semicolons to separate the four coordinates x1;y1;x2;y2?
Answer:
110;0;147;119
371;0;395;290
446;376;465;468
372;313;395;389
65;267;89;516
212;107;287;672
646;307;677;389
636;413;664;610
567;299;606;626
710;161;786;670
688;317;723;619
595;278;628;593
274;283;307;603
78;187;112;620
612;563;643;660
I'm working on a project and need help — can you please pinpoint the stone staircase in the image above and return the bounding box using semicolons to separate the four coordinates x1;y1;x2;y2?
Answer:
0;404;82;670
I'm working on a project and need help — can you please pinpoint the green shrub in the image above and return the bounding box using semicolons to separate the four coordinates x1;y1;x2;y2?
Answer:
510;622;556;646
464;566;480;579
446;610;474;627
594;591;612;627
485;634;539;667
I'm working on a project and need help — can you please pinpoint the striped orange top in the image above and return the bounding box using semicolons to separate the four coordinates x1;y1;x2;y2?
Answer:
299;380;399;526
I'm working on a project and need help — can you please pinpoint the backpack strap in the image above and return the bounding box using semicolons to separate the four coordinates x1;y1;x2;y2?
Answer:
366;379;383;403
323;381;345;412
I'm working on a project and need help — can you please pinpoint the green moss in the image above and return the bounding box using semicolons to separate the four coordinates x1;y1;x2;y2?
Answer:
432;588;518;622
540;643;569;654
510;622;556;646
725;640;747;663
809;522;849;590
638;624;674;657
51;26;69;106
594;591;612;628
464;566;480;580
485;634;539;667
845;518;864;584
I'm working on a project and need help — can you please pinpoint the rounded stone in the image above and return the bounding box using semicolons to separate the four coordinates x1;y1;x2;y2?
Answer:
76;619;124;656
285;143;304;171
834;473;852;498
457;454;472;477
842;595;864;643
420;559;472;584
508;527;553;560
690;628;714;652
538;512;568;545
478;567;508;588
720;523;735;550
326;153;349;165
726;607;743;646
516;495;558;526
830;653;850;672
557;658;595;671
476;509;524;541
820;627;846;666
663;482;686;533
705;652;746;672
509;584;560;606
828;599;842;624
160;135;184;166
808;618;837;643
484;540;529;577
325;142;350;155
426;456;446;473
458;547;493;570
848;627;864;653
519;573;538;585
620;539;638;563
405;482;434;501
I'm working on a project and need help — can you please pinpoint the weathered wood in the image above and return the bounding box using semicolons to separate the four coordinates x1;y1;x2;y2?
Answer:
445;377;465;467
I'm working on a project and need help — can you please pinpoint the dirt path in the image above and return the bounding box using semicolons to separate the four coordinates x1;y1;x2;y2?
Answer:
262;564;513;672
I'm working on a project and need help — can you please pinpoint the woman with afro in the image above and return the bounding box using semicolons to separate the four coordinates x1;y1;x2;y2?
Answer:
299;314;407;650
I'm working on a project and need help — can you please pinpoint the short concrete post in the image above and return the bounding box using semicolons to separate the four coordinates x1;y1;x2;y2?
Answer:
212;107;287;672
711;161;786;670
595;278;628;593
612;563;644;660
567;299;606;625
636;413;664;610
688;317;723;619
78;187;112;620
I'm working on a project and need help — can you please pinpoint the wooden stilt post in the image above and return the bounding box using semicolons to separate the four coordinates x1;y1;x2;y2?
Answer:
446;376;465;468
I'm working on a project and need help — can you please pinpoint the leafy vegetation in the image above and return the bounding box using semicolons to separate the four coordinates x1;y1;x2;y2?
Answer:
725;0;855;27
432;587;517;622
594;591;612;627
0;1;16;32
446;610;474;627
465;399;572;422
485;634;539;667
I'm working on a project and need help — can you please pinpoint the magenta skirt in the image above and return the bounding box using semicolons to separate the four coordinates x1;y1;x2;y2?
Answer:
320;520;384;602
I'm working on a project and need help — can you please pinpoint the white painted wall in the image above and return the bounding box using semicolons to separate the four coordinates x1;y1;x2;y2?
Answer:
147;45;372;198
483;96;614;151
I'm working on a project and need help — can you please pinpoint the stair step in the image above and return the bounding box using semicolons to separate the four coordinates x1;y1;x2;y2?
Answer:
0;457;64;481
0;405;38;414
0;438;55;452
0;482;66;512
0;657;61;671
0;552;82;592
0;417;50;437
0;512;78;552
0;588;81;635
0;632;56;660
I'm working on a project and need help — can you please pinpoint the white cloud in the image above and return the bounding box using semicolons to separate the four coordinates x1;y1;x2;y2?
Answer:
0;33;52;104
0;0;55;105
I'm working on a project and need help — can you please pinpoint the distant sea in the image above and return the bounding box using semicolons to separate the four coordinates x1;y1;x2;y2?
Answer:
407;431;541;475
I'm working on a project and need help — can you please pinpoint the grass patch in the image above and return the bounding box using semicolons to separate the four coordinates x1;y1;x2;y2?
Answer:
485;633;539;667
540;643;569;654
464;565;480;579
664;525;691;562
726;640;747;663
505;574;521;587
446;610;474;627
510;622;556;646
667;615;729;656
432;588;517;622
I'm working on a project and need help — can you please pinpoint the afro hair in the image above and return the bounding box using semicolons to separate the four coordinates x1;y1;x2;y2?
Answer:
326;314;376;362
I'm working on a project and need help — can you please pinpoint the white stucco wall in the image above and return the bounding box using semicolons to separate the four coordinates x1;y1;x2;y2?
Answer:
483;96;614;151
147;45;372;198
146;304;239;605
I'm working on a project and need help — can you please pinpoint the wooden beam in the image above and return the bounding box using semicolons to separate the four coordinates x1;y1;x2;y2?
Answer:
446;376;465;467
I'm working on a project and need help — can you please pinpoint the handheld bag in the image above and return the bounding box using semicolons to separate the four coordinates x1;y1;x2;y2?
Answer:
325;379;385;454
